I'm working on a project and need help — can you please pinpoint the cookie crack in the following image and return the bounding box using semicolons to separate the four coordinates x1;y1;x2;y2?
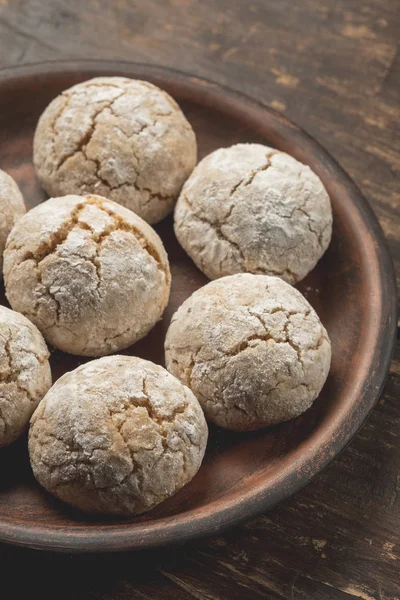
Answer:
141;187;172;204
225;333;275;357
9;197;168;325
33;416;136;491
54;87;175;205
252;265;298;281
227;151;277;198
236;155;273;189
181;153;278;269
45;95;69;173
103;377;191;493
296;206;326;248
0;328;35;401
89;118;173;205
140;374;188;426
171;306;327;391
91;198;168;280
283;320;303;366
19;202;86;264
14;202;88;323
182;193;246;264
54;90;127;172
284;171;327;249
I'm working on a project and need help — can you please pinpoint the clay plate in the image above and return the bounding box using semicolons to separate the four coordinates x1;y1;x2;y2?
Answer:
0;61;396;553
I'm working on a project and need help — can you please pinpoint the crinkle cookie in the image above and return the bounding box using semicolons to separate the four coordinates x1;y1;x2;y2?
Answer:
29;356;208;516
4;194;171;356
174;143;332;283
0;169;26;275
165;274;331;431
33;77;197;224
0;305;51;448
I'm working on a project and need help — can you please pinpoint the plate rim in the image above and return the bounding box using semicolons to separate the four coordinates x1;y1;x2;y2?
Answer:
0;59;397;553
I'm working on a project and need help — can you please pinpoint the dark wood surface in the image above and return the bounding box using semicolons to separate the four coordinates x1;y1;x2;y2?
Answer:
0;1;398;598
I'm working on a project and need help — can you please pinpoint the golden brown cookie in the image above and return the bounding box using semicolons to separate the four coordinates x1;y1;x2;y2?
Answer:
4;194;170;356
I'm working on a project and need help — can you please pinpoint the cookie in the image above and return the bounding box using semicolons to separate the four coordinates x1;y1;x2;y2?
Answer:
29;356;208;516
165;274;331;430
33;77;197;224
0;169;26;275
0;305;51;448
4;194;170;356
174;144;332;283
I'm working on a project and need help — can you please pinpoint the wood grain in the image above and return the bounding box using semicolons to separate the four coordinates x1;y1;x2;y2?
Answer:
0;1;398;599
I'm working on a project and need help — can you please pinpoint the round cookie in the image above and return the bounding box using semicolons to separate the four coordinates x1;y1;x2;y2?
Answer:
4;194;171;356
29;356;208;516
174;143;332;283
0;305;51;448
33;77;197;224
0;169;26;275
165;274;331;431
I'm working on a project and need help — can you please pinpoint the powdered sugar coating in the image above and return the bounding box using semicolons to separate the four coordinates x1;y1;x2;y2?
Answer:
4;194;170;356
29;356;208;516
174;143;332;283
0;305;51;448
0;169;26;275
33;77;197;224
165;274;331;431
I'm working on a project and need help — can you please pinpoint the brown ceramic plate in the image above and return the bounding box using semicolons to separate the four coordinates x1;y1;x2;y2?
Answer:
0;61;396;553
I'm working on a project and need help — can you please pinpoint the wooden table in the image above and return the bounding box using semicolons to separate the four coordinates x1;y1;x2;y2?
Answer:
0;1;398;598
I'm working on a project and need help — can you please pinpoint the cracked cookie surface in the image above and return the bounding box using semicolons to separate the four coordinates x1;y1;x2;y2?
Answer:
174;143;332;283
0;305;51;448
29;355;208;516
33;77;197;224
3;194;171;356
0;169;26;275
165;274;331;431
